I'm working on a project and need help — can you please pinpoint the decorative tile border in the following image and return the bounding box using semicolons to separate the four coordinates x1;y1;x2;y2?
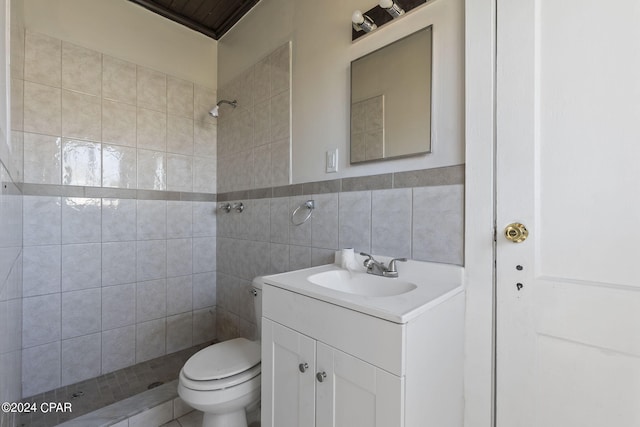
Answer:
18;165;464;203
218;165;464;201
20;183;217;202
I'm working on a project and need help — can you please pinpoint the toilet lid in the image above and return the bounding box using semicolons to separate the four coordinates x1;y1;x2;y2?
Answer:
183;338;261;381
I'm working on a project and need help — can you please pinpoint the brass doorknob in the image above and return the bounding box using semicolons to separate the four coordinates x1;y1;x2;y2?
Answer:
504;223;528;243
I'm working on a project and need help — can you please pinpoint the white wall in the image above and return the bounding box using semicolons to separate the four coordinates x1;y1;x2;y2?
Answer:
23;0;217;89
219;0;464;183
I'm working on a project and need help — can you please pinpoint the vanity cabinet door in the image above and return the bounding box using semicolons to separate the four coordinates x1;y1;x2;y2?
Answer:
315;342;404;427
262;318;316;427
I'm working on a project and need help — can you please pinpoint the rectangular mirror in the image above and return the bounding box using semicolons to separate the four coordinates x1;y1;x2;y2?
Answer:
350;26;433;163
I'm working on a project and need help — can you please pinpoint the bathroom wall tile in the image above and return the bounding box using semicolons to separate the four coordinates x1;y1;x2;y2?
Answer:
167;115;194;155
270;197;289;244
167;238;193;277
371;188;412;258
103;55;136;105
61;332;101;385
167;201;193;238
102;198;137;242
167;76;194;119
192;203;215;239
137;149;166;190
23;245;61;297
129;400;173;427
254;99;271;146
254;56;271;104
136;240;167;282
268;243;288;274
271;139;290;186
102;241;136;286
62;42;102;96
166;313;193;353
271;43;290;95
23;196;61;246
338;190;372;253
136;279;167;322
23;294;61;348
194;85;216;115
62;90;101;141
136;318;166;362
192;157;216;194
167;275;192;315
193;307;216;345
194;121;217;157
193;271;216;309
24;82;61;136
137;66;166;112
102;144;137;188
167;154;193;192
289;196;312;246
62;139;102;186
271;90;290;141
137;199;167;240
62;243;101;292
289;245;311;271
24;31;61;87
412;185;464;265
61;288;101;339
253;143;271;187
102;283;136;330
312;247;336;267
215;308;237;342
101;325;135;373
249;198;271;242
11;77;24;132
137;107;167;151
22;341;60;397
102;99;136;147
311;193;339;250
61;198;102;244
23;133;61;185
193;237;216;273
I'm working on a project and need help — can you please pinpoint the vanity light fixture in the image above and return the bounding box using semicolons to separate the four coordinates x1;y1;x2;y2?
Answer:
352;10;377;33
379;0;405;18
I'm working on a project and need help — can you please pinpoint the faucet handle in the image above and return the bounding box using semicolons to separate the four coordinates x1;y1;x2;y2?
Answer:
387;258;407;274
359;252;377;268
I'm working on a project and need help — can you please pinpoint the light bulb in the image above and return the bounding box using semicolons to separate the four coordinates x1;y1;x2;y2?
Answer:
379;0;404;17
352;10;364;25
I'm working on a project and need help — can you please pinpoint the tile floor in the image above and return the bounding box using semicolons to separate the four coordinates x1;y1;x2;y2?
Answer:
19;342;211;427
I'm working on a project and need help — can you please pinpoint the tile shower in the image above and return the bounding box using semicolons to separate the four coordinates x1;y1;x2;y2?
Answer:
18;31;218;399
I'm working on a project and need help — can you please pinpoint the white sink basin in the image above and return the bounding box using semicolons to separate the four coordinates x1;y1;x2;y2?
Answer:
263;255;464;323
307;270;417;297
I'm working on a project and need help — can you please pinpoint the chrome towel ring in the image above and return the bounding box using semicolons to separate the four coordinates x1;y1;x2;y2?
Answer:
291;200;315;226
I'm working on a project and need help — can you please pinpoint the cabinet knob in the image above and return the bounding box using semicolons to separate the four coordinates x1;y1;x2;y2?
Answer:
316;371;327;382
298;363;308;373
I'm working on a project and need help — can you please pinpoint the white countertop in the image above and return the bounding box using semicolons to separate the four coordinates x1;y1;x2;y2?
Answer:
262;257;464;324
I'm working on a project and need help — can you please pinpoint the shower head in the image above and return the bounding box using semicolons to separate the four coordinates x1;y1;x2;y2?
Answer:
209;99;238;117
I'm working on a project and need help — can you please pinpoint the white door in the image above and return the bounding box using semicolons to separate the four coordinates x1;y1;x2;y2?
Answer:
315;342;403;427
262;319;316;427
496;1;640;426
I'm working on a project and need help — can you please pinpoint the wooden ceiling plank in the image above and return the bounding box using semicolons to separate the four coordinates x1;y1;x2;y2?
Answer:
128;0;219;38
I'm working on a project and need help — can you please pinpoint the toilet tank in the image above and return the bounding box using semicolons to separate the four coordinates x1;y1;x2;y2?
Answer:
252;276;263;339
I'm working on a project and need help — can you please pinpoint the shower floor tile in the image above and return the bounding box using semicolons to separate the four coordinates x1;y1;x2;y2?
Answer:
19;341;212;427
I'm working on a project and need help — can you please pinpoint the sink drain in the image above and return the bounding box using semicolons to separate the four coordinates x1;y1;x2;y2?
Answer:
147;381;164;390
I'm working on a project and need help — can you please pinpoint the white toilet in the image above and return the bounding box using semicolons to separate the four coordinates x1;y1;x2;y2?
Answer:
178;277;263;427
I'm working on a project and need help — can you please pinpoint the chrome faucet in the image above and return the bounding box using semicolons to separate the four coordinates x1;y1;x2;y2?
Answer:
360;253;407;278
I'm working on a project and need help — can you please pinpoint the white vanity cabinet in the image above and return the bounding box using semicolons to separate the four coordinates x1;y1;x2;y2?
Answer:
262;318;403;427
261;281;465;427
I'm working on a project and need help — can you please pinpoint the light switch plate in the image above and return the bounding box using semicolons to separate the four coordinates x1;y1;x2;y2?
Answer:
326;149;338;173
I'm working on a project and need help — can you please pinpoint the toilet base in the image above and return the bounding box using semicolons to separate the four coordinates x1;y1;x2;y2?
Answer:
202;409;247;427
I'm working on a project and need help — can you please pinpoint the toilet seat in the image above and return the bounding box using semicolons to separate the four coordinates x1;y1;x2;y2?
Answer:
180;338;261;392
